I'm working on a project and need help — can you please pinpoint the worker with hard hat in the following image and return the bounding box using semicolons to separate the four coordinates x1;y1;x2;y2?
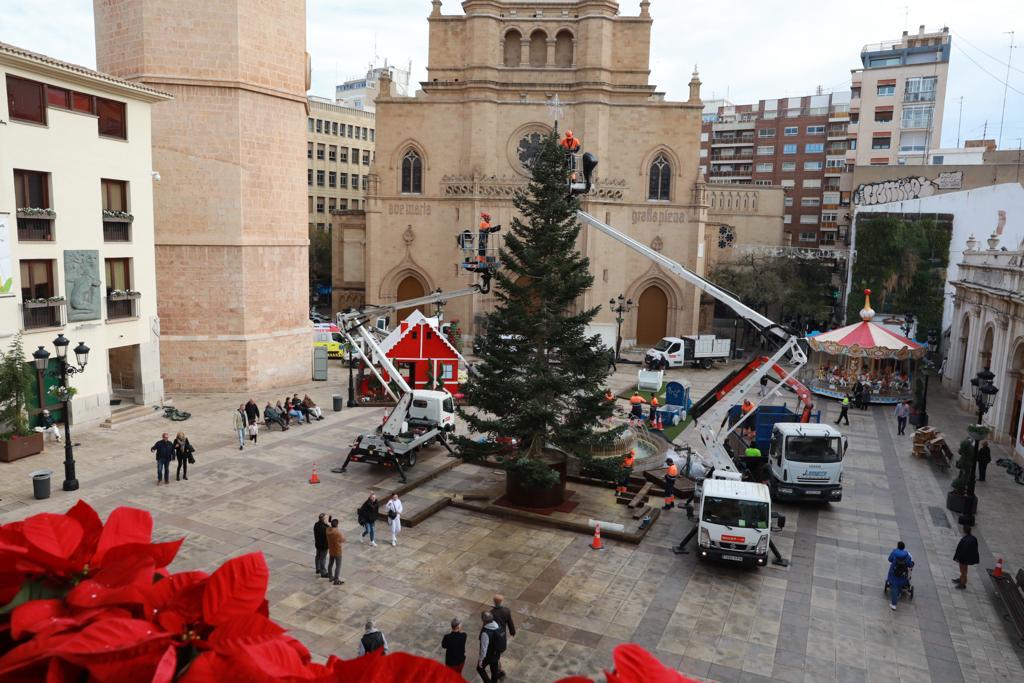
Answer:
560;130;581;153
617;449;636;495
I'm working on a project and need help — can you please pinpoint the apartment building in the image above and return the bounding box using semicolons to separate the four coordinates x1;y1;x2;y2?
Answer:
307;96;375;230
847;26;950;168
1;42;168;426
335;63;411;113
700;92;851;246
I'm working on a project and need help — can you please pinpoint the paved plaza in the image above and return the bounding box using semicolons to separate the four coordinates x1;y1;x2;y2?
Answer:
2;359;1023;682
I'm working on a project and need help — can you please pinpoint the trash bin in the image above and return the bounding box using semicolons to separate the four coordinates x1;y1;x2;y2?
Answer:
332;394;343;412
31;469;53;500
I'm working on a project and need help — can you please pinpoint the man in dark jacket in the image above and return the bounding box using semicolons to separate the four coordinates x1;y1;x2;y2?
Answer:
440;617;467;675
313;513;328;578
151;433;175;485
490;595;515;679
953;526;980;589
976;440;991;481
244;399;260;427
358;620;388;656
477;611;506;683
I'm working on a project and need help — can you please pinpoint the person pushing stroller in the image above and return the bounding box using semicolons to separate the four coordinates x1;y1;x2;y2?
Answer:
885;541;915;610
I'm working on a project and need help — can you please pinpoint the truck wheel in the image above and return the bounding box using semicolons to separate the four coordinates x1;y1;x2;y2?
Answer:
406;451;418;468
701;358;712;370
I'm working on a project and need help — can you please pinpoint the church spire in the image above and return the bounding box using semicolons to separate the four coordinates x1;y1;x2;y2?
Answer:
688;66;702;104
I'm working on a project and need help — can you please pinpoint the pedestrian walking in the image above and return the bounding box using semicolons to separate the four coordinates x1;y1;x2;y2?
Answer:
313;513;329;578
662;457;678;510
386;493;403;546
895;400;910;436
441;618;467;675
758;374;769;397
173;431;194;481
247;418;259;444
151;433;174;485
244;398;260;426
834;395;850;426
358;493;379;546
233;404;248;450
952;526;980;589
886;541;914;610
476;611;506;683
326;518;345;585
491;594;515;678
607;348;617;372
358;620;388;656
976;441;991;482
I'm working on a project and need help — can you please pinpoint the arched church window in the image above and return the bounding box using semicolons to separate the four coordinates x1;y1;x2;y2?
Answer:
504;30;522;67
401;149;422;194
648;154;671;201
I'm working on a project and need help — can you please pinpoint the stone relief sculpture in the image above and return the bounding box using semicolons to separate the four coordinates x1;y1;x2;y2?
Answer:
64;250;101;322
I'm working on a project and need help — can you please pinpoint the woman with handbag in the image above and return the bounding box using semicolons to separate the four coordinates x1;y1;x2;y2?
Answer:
173;432;195;481
385;493;403;547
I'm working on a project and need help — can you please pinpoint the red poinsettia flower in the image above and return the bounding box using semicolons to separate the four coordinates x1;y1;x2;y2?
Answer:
320;649;466;683
554;643;701;683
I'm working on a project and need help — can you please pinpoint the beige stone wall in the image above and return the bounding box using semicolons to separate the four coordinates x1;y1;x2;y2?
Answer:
705;184;787;269
95;0;310;392
365;1;708;345
331;210;367;313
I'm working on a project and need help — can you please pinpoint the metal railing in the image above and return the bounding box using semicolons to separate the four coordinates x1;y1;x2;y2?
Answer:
17;217;55;241
22;301;65;330
103;221;131;242
106;296;138;320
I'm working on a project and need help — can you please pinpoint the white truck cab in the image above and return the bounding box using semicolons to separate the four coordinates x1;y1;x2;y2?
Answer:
767;423;845;502
405;390;456;433
697;479;776;567
646;335;731;370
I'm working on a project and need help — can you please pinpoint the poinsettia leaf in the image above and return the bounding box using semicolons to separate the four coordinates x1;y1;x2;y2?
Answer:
10;599;66;640
324;650;465;683
200;553;269;626
0;578;66;616
609;643;700;683
150;645;179;683
21;513;84;572
0;572;27;611
64;501;103;568
207;613;284;649
552;677;594;683
181;638;321;683
92;507;153;565
144;571;208;624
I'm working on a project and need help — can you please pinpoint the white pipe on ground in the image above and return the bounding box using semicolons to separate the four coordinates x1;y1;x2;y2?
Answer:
588;519;625;533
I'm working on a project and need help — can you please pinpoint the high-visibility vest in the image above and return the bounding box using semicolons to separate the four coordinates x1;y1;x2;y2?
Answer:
666;464;678;478
630;395;645;405
623;455;635;469
842;397;850;407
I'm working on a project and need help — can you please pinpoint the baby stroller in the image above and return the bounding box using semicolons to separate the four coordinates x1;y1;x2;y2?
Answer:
884;568;914;601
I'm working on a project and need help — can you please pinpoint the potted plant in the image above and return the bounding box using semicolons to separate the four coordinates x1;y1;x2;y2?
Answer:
457;132;615;508
0;335;45;462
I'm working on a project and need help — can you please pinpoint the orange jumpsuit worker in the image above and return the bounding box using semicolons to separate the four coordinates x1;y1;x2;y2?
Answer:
629;392;647;420
741;399;755;415
663;457;679;509
649;395;660;421
617;450;636;495
476;212;501;263
560;130;581;153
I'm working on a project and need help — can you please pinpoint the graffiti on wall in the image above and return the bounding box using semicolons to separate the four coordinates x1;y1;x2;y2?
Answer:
854;171;963;206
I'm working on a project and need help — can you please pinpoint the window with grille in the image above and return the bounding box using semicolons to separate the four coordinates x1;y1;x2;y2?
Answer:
401;149;422;194
648;154;671;201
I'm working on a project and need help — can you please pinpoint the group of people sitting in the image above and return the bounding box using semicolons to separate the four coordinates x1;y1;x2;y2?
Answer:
248;394;324;432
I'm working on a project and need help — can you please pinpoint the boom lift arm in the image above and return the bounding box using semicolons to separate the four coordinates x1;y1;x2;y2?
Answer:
575;210;809;477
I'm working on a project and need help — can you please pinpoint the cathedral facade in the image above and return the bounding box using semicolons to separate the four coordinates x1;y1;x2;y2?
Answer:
363;0;709;346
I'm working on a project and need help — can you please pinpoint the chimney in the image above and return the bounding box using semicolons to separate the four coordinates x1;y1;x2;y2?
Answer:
918;25;925;36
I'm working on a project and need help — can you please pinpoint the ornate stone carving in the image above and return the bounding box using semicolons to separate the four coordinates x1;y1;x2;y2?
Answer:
64;250;101;322
440;174;626;202
402;225;415;245
996;314;1010;329
650;236;663;252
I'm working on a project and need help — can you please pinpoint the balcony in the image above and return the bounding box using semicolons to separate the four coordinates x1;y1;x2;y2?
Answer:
106;292;141;320
904;91;936;103
711;137;755;147
102;211;133;241
708;170;754;179
710;153;754;162
21;298;66;330
16;212;56;242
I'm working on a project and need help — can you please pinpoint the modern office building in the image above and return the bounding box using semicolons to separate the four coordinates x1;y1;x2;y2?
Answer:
1;41;168;426
700;92;851;247
335;63;411;113
307;96;376;230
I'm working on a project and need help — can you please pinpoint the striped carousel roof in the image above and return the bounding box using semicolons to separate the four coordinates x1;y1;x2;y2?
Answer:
806;290;926;360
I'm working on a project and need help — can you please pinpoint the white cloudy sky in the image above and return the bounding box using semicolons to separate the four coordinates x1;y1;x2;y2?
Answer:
2;0;1023;148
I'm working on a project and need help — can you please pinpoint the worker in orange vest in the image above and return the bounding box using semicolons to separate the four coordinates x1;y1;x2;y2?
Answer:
560;130;581;153
741;399;755;415
616;449;636;495
476;212;501;264
649;395;660;422
629;392;647;420
663;457;678;509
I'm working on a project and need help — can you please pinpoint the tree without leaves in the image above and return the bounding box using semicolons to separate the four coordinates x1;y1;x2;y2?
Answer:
457;133;614;482
710;255;833;323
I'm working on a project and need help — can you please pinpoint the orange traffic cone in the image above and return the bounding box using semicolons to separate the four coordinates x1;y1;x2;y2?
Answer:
994;557;1004;578
590;523;604;551
309;463;320;485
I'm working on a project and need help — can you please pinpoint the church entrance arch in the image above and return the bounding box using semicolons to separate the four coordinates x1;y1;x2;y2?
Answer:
396;275;427;322
636;285;668;345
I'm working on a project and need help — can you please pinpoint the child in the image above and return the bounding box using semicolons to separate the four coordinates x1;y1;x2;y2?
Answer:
247;418;259;444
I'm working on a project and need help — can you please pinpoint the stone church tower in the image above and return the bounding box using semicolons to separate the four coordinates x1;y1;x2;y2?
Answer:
93;0;310;391
361;0;708;346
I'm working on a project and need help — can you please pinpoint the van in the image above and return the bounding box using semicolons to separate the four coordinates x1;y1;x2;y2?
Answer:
313;324;344;358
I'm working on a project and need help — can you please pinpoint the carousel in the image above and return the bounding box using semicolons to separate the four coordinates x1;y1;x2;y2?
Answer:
804;290;927;404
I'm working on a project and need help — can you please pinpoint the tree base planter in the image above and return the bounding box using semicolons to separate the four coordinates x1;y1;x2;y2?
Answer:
505;452;568;508
0;432;45;463
946;491;977;515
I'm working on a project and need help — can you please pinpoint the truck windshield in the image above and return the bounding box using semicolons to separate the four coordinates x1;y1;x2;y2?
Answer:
702;497;769;529
653;339;672;351
785;436;843;463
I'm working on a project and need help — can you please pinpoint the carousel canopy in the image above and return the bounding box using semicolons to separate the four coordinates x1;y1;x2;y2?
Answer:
806;290;927;360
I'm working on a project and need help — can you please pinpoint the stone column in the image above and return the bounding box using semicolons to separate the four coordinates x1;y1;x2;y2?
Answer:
94;0;311;392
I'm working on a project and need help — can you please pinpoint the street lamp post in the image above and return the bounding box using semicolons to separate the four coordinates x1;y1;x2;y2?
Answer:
968;367;998;501
347;352;358;408
32;334;90;492
608;294;634;362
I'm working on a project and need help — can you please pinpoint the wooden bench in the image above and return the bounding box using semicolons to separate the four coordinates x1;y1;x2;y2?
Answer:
987;566;1024;647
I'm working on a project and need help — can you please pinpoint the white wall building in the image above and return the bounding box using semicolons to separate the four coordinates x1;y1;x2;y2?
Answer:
1;42;169;427
945;238;1024;462
855;183;1024;334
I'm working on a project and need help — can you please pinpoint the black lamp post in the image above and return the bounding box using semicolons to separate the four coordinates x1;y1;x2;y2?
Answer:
608;294;634;362
347;351;358;408
968;367;998;499
33;334;89;492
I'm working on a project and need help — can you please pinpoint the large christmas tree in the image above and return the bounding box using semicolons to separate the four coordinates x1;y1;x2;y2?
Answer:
458;132;613;486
